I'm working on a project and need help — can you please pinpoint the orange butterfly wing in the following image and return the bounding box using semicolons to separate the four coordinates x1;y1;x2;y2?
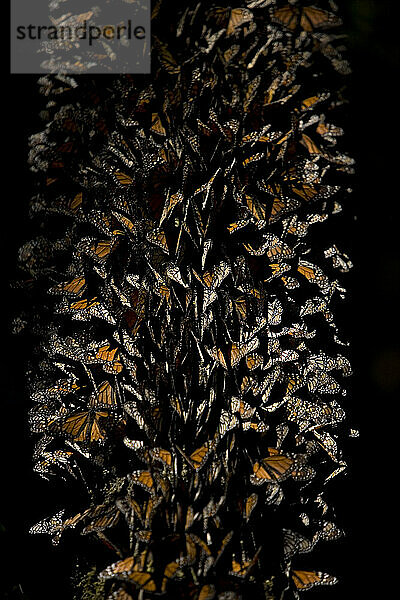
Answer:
292;569;337;590
272;6;298;30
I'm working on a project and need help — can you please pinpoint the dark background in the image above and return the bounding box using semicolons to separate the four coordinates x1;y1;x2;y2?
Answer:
3;1;399;598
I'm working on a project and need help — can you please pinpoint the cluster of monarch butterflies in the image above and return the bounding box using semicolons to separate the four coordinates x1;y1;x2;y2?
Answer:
18;0;356;598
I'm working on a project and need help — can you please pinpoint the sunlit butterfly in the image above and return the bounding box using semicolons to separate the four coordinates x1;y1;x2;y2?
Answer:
29;509;65;546
49;275;86;297
34;449;74;480
150;447;173;468
291;569;338;590
47;384;116;444
114;170;133;186
188;441;215;470
314;520;343;544
129;470;156;495
86;344;123;374
251;448;294;484
92;381;118;410
230;339;260;367
83;503;120;533
100;555;138;579
271;5;342;32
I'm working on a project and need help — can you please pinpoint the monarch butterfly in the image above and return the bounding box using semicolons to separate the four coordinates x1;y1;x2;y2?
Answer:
269;195;299;223
226;8;254;36
83;503;120;533
230;548;261;578
143;497;163;527
218;410;239;438
242;152;264;167
227;219;250;234
107;554;168;593
315;520;343;543
165;263;188;288
206;346;228;370
61;297;116;324
150;447;173;467
146;228;169;253
116;495;143;529
271;5;341;33
307;371;340;394
291;464;316;482
268;298;283;326
34;449;74;480
128;572;157;592
196;260;231;290
69;297;99;311
231;398;256;420
90;240;114;260
283;529;315;561
90;381;118;410
160;191;184;225
151;113;167;136
230;339;260;368
291;569;338;590
296;179;338;204
112;212;136;232
161;561;182;591
34;508;84;545
300;133;323;155
244;493;258;520
230;559;253;578
324;244;353;272
50;275;86;297
251;461;274;484
299;93;330;112
101;551;152;582
114;170;133;185
253;235;295;261
244;419;269;434
48;408;110;443
67;190;83;212
316;119;343;142
245;195;268;222
189;440;216;470
29;509;65;543
45;378;80;396
87;344;123;374
129;470;156;494
251;449;294;484
313;430;339;462
297;261;322;281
